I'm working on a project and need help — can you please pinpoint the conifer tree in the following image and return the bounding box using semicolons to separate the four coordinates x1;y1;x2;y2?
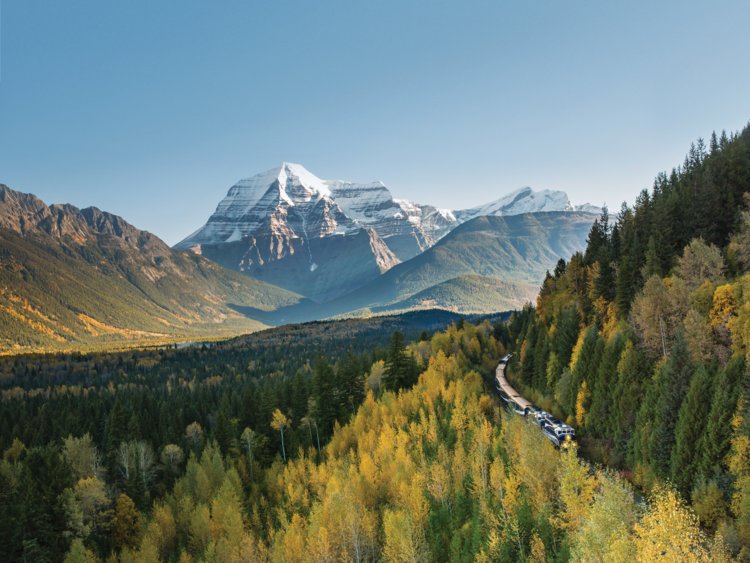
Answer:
383;331;417;392
587;334;626;437
646;334;694;477
105;399;128;475
611;341;650;457
18;446;75;561
669;365;712;494
312;357;338;437
566;327;602;416
698;356;745;479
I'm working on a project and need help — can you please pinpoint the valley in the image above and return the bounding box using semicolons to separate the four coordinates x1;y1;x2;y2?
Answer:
2;2;748;561
0;169;598;353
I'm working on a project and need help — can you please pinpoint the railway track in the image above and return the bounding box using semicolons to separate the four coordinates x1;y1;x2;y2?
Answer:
494;354;576;448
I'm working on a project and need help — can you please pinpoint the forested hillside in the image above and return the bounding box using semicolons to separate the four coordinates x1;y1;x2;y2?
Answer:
507;124;750;558
3;125;750;560
0;319;732;561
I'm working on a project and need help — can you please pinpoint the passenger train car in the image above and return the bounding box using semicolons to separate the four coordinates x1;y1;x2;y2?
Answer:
495;354;576;448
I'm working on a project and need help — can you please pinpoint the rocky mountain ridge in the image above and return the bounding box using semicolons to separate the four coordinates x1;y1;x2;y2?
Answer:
0;184;301;352
175;163;599;300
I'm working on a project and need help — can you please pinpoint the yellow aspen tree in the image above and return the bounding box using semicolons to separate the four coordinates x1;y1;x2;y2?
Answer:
502;472;521;516
575;380;590;428
63;539;98;563
383;509;427;563
188;504;211;556
530;532;546;562
556;447;597;532
710;283;738;330
633;486;709;562
571;474;636;562
274;513;307;563
270;409;290;463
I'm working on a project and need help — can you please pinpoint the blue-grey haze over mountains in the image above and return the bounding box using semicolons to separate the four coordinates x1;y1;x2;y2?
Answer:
0;1;748;244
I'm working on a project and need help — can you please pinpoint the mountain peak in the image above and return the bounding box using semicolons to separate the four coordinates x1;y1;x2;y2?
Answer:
176;165;600;268
455;187;599;222
235;162;331;201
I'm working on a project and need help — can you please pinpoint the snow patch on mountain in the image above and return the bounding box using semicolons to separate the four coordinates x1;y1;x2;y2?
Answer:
176;163;599;262
456;187;582;222
175;162;359;250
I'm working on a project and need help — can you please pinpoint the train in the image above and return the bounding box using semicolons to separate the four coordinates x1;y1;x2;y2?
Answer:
495;354;576;448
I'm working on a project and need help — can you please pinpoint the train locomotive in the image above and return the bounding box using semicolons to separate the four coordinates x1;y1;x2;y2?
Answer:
495;354;576;448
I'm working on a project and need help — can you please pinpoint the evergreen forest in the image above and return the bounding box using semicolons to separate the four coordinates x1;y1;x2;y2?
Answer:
2;126;750;561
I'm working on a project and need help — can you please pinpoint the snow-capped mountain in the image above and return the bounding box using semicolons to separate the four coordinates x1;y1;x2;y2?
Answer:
455;186;593;223
178;162;361;249
175;162;598;301
175;163;398;301
326;180;457;260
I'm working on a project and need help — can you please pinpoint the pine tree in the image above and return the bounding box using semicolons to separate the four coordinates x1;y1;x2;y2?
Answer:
587;334;626;438
647;334;694;477
643;234;664;278
698;356;745;479
532;327;549;392
312;357;338;438
520;322;538;388
553;307;580;369
338;352;365;418
566;327;602;416
611;341;650;458
290;370;309;422
105;398;128;476
18;446;75;561
383;332;417;392
214;405;235;456
669;365;712;495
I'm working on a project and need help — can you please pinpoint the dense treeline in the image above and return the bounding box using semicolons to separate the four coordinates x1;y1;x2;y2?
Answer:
0;311;469;451
2;320;734;561
508;124;750;558
0;312;468;561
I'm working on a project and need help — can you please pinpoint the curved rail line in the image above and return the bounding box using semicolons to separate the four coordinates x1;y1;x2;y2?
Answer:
494;354;576;447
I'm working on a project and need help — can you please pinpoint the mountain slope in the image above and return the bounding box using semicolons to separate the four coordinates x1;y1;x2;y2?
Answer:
0;185;301;352
195;226;398;302
326;212;596;315
369;274;539;314
175;163;399;301
175;163;599;295
245;211;596;323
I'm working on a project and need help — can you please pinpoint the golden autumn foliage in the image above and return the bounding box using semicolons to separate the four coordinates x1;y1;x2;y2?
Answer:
633;486;709;562
574;380;590;428
103;321;724;561
556;446;597;532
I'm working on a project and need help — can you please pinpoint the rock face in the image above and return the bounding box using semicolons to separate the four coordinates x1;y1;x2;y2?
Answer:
0;184;173;263
176;163;600;301
326;180;457;261
179;163;361;248
175;163;399;301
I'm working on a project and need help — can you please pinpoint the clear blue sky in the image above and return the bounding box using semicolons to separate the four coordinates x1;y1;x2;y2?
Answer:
1;1;749;245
